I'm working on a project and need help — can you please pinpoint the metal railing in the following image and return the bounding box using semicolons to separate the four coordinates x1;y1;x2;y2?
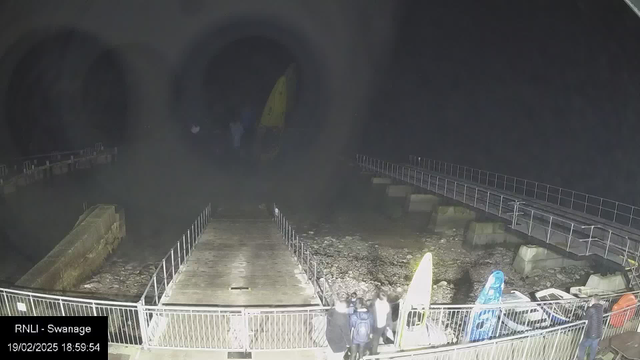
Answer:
140;204;212;306
1;143;110;175
366;321;587;360
356;155;640;273
0;206;333;352
1;144;117;187
400;290;640;347
409;155;640;230
0;287;143;345
142;305;328;351
378;301;640;360
273;204;336;306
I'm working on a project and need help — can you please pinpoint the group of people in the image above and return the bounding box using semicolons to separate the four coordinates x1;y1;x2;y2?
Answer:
326;290;393;360
189;104;256;159
325;292;604;360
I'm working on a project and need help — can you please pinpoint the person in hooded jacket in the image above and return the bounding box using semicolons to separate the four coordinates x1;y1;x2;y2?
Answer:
576;296;604;360
349;298;374;360
326;295;352;360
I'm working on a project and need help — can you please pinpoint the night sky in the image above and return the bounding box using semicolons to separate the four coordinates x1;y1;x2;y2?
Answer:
366;0;640;204
1;0;640;205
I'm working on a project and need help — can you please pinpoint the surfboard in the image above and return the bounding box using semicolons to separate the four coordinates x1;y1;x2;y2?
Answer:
467;270;504;342
404;253;433;306
396;253;438;349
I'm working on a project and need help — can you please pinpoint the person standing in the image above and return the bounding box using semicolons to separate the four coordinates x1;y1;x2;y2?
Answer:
370;291;393;356
576;296;604;360
326;295;352;360
349;298;374;360
229;119;244;155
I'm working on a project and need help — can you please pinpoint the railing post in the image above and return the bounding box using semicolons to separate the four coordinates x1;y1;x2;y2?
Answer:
171;248;175;279
511;201;519;229
242;309;250;353
585;227;594;255
182;235;187;263
474;188;478;207
177;240;182;267
136;301;149;349
597;198;603;218
322;274;327;305
547;216;553;243
529;210;534;235
567;224;574;252
604;231;612;259
162;260;167;293
623;238;630;266
153;275;159;305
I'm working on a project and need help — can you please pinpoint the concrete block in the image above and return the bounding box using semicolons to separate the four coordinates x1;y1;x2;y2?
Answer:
16;175;27;186
429;205;476;232
585;273;627;292
96;154;111;164
513;245;589;276
2;181;16;195
464;221;522;246
52;163;68;175
405;194;439;213
386;185;412;198
16;204;125;290
371;177;392;185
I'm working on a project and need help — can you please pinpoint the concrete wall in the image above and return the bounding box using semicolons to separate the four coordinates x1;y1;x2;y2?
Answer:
15;204;125;290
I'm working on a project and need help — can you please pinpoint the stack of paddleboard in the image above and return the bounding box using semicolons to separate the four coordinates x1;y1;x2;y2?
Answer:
534;288;579;324
498;291;551;336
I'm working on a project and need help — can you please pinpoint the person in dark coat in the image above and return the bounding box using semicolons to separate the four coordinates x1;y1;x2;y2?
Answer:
326;296;352;360
576;296;604;360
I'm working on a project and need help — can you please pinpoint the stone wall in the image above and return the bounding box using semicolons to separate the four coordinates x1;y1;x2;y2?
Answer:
15;204;125;290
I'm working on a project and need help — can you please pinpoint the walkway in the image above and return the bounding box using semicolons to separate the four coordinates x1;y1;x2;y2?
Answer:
356;155;640;288
404;156;640;271
109;344;324;360
164;209;319;306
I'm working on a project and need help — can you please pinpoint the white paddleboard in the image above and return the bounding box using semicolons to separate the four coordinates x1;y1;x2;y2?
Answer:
404;252;433;306
396;253;437;350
